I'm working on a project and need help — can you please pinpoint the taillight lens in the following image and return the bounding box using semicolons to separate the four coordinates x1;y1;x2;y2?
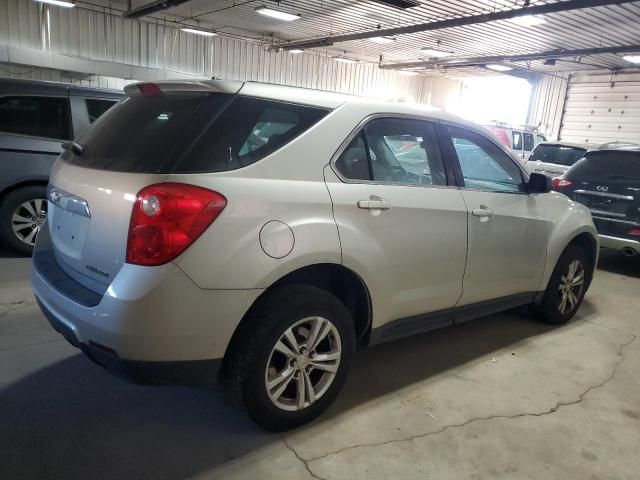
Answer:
629;229;640;236
552;177;572;189
127;183;226;266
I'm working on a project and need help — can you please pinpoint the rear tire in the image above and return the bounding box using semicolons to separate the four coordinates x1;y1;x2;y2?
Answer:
224;284;355;432
0;186;48;256
532;245;590;325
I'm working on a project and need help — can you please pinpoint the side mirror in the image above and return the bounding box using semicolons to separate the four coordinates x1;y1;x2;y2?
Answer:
528;172;552;194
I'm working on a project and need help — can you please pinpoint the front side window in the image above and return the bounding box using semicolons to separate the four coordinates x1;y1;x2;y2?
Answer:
523;133;534;151
536;134;546;144
448;126;524;193
0;96;71;139
335;117;447;186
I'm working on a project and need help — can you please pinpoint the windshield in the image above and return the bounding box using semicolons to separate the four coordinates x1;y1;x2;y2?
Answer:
530;144;587;166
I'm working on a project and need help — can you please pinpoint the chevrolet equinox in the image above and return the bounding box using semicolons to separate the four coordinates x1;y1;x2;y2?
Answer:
32;80;598;431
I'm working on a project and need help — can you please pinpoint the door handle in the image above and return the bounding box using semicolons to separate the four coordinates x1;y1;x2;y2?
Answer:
357;197;391;211
472;206;494;219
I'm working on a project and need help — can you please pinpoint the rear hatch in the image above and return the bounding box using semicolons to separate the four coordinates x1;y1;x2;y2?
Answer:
527;144;586;177
47;85;239;291
563;150;640;238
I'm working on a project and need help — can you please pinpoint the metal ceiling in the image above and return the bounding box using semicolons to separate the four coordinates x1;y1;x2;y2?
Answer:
110;0;640;75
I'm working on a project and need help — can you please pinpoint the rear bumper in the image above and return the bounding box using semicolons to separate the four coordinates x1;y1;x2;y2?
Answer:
599;234;640;253
38;296;222;385
31;226;263;385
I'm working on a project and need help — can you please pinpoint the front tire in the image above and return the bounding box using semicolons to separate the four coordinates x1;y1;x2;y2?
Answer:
224;285;355;431
533;245;590;325
0;186;48;256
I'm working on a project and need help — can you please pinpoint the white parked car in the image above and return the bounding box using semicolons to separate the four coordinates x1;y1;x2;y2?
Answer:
526;141;589;178
485;124;546;164
32;80;598;431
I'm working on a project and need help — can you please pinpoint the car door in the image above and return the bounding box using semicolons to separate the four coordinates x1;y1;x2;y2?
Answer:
441;124;550;309
324;116;468;337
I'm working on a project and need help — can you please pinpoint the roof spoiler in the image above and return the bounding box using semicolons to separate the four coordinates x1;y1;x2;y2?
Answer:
124;79;244;96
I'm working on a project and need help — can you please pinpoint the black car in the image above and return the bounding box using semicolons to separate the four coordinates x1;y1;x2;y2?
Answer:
0;78;123;254
552;147;640;256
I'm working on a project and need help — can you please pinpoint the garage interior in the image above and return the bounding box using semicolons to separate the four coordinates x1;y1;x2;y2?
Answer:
1;0;640;479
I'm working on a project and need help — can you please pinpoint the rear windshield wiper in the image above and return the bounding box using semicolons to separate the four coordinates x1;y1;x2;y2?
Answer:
61;141;84;156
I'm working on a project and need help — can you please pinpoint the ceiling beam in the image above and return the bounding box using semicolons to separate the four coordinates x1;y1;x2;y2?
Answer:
379;44;640;71
123;0;193;19
274;0;638;51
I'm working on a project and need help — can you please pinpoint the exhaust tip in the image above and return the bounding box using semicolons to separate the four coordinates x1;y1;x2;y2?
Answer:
622;247;637;257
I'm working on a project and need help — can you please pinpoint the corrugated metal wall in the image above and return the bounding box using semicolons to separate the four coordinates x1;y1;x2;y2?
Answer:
527;73;568;140
559;71;640;145
0;0;461;105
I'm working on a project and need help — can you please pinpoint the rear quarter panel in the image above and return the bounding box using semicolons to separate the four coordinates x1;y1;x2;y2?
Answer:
0;134;61;194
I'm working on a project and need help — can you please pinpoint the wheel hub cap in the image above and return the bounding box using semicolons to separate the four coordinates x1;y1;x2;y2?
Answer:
11;198;48;246
558;259;585;315
265;316;342;412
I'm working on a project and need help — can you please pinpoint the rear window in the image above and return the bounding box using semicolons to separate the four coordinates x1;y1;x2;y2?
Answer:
566;151;640;181
66;93;328;174
529;144;587;166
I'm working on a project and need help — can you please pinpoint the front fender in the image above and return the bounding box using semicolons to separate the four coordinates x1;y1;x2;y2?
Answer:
538;192;599;292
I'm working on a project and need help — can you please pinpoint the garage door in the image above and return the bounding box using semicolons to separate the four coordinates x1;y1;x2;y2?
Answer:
560;73;640;145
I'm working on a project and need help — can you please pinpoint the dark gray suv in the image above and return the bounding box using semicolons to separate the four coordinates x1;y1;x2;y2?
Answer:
0;78;122;254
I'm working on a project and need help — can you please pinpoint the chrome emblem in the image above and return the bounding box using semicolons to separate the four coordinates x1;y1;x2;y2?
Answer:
596;185;609;192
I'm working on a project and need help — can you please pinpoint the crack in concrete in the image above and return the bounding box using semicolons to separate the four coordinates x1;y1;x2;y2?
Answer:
282;437;328;480
284;333;636;469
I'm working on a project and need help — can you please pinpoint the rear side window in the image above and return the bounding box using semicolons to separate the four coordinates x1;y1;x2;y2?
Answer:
566;151;640;181
335;118;447;186
512;131;523;150
85;98;118;124
66;93;328;174
530;145;587;166
0;96;71;139
523;133;534;151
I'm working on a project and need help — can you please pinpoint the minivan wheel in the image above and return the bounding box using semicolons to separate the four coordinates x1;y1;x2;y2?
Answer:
532;245;589;325
0;186;48;256
224;284;355;431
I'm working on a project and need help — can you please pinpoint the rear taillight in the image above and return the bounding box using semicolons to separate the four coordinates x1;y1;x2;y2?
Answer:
126;183;226;266
552;177;572;189
629;229;640;236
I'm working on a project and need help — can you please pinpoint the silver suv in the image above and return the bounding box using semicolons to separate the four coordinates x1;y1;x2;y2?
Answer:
32;80;598;431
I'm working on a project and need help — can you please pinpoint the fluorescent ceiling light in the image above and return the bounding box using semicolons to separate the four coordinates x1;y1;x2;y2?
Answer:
288;49;304;54
333;56;360;64
398;70;419;76
486;64;513;72
622;55;640;64
421;48;454;58
34;0;75;7
181;28;217;37
256;6;300;21
369;36;396;44
510;15;546;26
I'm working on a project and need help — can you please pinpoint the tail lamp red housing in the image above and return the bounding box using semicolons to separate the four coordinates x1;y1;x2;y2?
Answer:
552;177;572;189
126;183;226;266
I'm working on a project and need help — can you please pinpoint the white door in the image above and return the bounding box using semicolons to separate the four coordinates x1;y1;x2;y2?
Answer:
325;117;468;329
443;125;550;306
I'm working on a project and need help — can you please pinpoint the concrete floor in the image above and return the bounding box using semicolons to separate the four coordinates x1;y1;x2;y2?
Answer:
1;248;639;480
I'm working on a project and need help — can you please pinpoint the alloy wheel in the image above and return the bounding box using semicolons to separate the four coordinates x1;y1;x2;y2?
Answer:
265;316;342;411
558;259;585;315
11;198;47;246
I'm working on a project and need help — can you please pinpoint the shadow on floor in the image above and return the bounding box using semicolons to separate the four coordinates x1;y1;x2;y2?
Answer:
597;249;640;278
0;309;563;480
